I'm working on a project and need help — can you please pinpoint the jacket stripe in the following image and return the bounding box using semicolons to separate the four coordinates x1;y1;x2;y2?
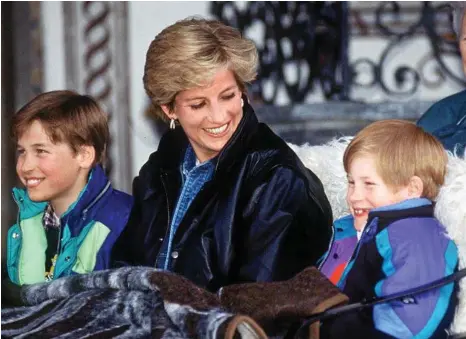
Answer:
374;228;413;338
72;221;110;274
415;241;458;339
374;229;394;297
374;303;413;338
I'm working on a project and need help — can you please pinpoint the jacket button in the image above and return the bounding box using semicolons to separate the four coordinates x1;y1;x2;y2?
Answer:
171;251;179;259
65;256;71;262
12;233;19;239
158;237;163;242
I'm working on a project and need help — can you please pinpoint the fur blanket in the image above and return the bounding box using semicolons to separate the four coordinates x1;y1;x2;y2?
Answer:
1;266;347;339
289;138;466;336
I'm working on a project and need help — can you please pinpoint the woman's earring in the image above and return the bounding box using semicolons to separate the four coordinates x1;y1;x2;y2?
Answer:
169;118;176;130
241;98;244;107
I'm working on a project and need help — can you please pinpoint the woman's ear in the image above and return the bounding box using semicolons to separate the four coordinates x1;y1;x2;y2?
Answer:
408;175;424;198
77;145;96;169
161;104;177;121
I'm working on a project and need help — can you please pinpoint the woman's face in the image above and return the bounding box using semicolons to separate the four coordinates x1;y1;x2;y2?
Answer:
162;69;243;163
460;12;466;75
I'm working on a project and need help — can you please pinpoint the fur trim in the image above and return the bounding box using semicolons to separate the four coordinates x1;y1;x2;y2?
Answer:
436;149;466;334
288;137;352;220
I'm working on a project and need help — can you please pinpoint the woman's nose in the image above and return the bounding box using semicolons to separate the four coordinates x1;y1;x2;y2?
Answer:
208;102;227;123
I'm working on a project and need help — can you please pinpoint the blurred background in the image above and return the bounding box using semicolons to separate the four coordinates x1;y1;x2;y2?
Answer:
2;1;465;257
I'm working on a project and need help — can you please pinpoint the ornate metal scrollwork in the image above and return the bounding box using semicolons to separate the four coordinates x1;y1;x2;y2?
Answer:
210;1;349;104
350;2;465;98
211;1;464;103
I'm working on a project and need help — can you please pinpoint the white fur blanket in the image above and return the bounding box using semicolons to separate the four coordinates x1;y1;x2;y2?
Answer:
289;138;466;335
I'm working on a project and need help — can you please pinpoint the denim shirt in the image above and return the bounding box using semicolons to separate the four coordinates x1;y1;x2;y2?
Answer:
156;145;215;270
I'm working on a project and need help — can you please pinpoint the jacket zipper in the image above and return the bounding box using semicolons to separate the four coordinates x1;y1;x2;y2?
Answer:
80;181;111;221
11;192;23;284
157;174;172;267
55;181;111;279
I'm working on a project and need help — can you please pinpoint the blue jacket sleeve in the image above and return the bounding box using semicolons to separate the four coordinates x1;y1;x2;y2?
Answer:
235;166;332;283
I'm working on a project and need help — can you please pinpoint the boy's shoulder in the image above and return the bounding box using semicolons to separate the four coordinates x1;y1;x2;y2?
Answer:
107;188;134;209
91;187;133;227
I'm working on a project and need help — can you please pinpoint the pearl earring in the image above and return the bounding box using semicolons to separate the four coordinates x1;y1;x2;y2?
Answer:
169;118;176;130
241;98;244;107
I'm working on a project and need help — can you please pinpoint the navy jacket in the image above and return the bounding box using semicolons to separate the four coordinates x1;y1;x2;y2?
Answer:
417;90;466;155
111;100;333;292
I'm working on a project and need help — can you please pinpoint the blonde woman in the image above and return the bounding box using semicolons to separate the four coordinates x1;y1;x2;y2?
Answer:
112;18;333;291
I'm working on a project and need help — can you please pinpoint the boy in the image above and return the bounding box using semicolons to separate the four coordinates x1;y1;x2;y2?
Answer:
319;120;458;338
5;90;133;287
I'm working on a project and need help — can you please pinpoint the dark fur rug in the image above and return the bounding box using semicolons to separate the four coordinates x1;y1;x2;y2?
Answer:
1;266;347;339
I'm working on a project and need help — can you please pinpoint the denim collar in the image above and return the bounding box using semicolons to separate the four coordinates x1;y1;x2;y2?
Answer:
182;144;216;176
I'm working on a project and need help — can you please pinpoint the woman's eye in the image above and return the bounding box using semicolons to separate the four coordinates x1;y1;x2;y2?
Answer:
191;102;205;110
16;149;25;156
222;93;236;101
36;149;47;155
347;180;354;185
365;182;375;186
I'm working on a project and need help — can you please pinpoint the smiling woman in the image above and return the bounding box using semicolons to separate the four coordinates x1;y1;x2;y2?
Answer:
111;17;334;291
161;70;243;163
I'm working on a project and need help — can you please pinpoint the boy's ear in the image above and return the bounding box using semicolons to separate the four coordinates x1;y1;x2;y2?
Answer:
408;175;423;198
77;145;96;169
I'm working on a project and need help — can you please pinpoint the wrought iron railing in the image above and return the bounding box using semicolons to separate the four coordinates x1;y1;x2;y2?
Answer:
211;1;464;105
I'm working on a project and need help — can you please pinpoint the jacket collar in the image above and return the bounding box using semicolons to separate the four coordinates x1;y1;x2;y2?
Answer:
13;165;111;227
366;198;434;228
157;95;259;175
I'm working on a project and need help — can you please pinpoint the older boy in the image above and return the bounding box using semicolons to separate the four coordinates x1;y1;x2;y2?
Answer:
320;120;458;338
6;90;133;287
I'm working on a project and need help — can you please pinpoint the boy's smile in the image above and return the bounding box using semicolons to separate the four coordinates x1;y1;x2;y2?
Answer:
346;155;411;231
24;177;44;188
16;120;92;216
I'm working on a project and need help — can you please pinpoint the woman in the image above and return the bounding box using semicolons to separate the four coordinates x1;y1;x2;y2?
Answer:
112;18;333;292
417;2;466;155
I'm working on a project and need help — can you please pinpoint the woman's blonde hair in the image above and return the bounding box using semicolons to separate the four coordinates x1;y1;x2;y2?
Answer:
143;17;258;121
343;120;447;200
451;2;466;39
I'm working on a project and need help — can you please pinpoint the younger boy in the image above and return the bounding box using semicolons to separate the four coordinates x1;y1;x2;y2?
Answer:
5;90;133;287
319;120;458;338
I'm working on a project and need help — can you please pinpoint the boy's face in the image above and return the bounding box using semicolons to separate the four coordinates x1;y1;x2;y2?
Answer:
16;120;92;215
346;155;410;231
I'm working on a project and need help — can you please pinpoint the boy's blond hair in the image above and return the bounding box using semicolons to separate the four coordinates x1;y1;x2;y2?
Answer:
143;17;258;121
343;119;447;200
